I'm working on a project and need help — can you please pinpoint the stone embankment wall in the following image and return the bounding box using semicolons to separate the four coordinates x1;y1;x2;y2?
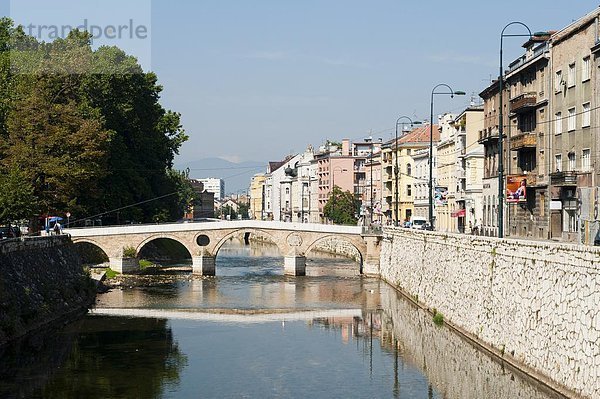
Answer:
380;228;599;399
379;287;559;399
0;236;96;346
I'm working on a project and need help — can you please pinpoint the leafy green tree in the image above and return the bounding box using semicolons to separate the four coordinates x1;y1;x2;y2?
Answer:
0;167;39;225
0;22;189;224
323;186;358;225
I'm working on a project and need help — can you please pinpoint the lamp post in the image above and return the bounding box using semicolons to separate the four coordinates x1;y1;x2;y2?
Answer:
394;116;421;227
429;84;465;230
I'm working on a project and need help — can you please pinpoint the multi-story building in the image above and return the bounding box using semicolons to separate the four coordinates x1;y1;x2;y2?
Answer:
364;147;383;224
393;125;439;224
249;173;266;220
549;9;600;244
479;79;509;237
436;107;484;233
289;146;317;223
197;178;225;200
456;107;485;233
183;180;215;220
435;113;458;232
314;138;381;223
412;147;432;220
382;126;438;225
263;155;298;222
503;34;552;240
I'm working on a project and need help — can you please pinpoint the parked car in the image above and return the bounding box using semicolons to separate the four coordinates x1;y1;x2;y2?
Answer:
402;221;412;228
595;230;600;246
0;225;19;239
410;217;428;230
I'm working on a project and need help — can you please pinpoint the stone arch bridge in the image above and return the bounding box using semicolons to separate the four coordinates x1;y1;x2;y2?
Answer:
67;221;382;276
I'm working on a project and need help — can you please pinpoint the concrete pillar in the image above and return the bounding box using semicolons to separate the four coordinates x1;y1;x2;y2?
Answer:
192;255;216;276
284;256;306;276
109;257;140;274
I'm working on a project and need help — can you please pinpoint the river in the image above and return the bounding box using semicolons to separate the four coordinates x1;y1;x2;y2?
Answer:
0;240;565;398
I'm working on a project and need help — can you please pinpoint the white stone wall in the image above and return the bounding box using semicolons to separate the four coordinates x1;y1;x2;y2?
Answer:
380;227;599;399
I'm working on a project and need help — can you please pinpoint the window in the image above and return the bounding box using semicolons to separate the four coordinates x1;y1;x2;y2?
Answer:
582;102;591;127
285;187;290;195
555;154;562;172
582;149;591;171
582;56;591;82
567;108;576;131
568;152;576;171
555;112;562;134
406;164;412;176
567;63;575;87
554;70;562;92
406;185;412;197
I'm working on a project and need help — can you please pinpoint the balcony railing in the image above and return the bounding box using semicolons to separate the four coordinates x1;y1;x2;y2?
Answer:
510;132;537;150
478;128;500;144
550;171;578;186
510;92;536;113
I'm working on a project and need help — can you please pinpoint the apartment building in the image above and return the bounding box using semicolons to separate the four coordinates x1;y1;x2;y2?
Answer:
504;33;552;239
549;8;600;244
479;78;510;237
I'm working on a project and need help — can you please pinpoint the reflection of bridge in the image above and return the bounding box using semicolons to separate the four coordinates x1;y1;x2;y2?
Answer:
67;221;382;276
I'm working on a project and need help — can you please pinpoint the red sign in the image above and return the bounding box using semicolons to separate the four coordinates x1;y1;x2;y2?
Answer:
451;209;466;218
506;175;528;203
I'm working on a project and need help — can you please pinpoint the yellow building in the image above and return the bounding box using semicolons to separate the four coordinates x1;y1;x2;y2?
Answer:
383;125;439;224
249;173;266;220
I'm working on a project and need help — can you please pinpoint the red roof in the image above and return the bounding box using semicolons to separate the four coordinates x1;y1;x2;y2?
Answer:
397;125;439;145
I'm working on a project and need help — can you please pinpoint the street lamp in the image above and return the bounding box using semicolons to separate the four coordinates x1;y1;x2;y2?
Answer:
497;23;548;238
429;84;465;230
394;116;422;227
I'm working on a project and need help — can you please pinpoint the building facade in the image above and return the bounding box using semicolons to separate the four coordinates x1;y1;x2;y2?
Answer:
549;9;600;244
249;173;266;220
197;178;225;200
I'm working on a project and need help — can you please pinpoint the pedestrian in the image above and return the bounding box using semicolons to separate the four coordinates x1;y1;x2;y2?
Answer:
53;222;61;235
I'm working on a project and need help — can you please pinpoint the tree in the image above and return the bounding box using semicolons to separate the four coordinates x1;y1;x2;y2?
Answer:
323;186;358;225
0;167;39;225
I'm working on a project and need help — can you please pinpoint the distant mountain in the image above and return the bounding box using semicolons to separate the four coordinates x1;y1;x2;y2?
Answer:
174;158;265;194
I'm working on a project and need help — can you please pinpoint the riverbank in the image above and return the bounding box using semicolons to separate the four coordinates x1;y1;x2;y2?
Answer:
0;236;96;347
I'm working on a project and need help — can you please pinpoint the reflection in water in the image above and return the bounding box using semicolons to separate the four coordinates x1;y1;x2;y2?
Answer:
0;241;563;398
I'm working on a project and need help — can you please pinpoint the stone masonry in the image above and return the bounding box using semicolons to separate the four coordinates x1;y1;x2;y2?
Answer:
380;227;599;399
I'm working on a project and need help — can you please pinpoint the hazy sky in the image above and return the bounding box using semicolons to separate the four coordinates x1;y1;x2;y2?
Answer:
5;0;599;164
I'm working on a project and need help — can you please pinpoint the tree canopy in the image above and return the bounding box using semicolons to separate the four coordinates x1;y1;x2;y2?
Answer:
0;19;190;226
323;186;358;225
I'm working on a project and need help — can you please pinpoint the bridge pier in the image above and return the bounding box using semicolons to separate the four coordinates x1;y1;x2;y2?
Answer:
284;255;306;276
109;257;140;274
192;255;216;276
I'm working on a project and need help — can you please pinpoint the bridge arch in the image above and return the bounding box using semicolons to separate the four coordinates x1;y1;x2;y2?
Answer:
304;234;365;272
72;239;110;266
72;238;114;259
212;228;285;258
137;235;193;265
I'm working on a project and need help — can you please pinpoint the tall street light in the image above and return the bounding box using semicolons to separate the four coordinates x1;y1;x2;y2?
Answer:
395;116;421;227
498;23;548;238
429;84;465;230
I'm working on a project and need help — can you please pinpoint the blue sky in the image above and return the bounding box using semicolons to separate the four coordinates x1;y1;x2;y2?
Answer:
4;1;599;165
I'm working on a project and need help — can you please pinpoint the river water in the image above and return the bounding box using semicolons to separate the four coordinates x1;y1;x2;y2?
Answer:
0;241;565;399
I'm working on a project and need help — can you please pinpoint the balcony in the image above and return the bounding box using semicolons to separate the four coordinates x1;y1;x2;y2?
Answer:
478;128;500;144
510;92;536;113
510;132;537;151
550;171;578;186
